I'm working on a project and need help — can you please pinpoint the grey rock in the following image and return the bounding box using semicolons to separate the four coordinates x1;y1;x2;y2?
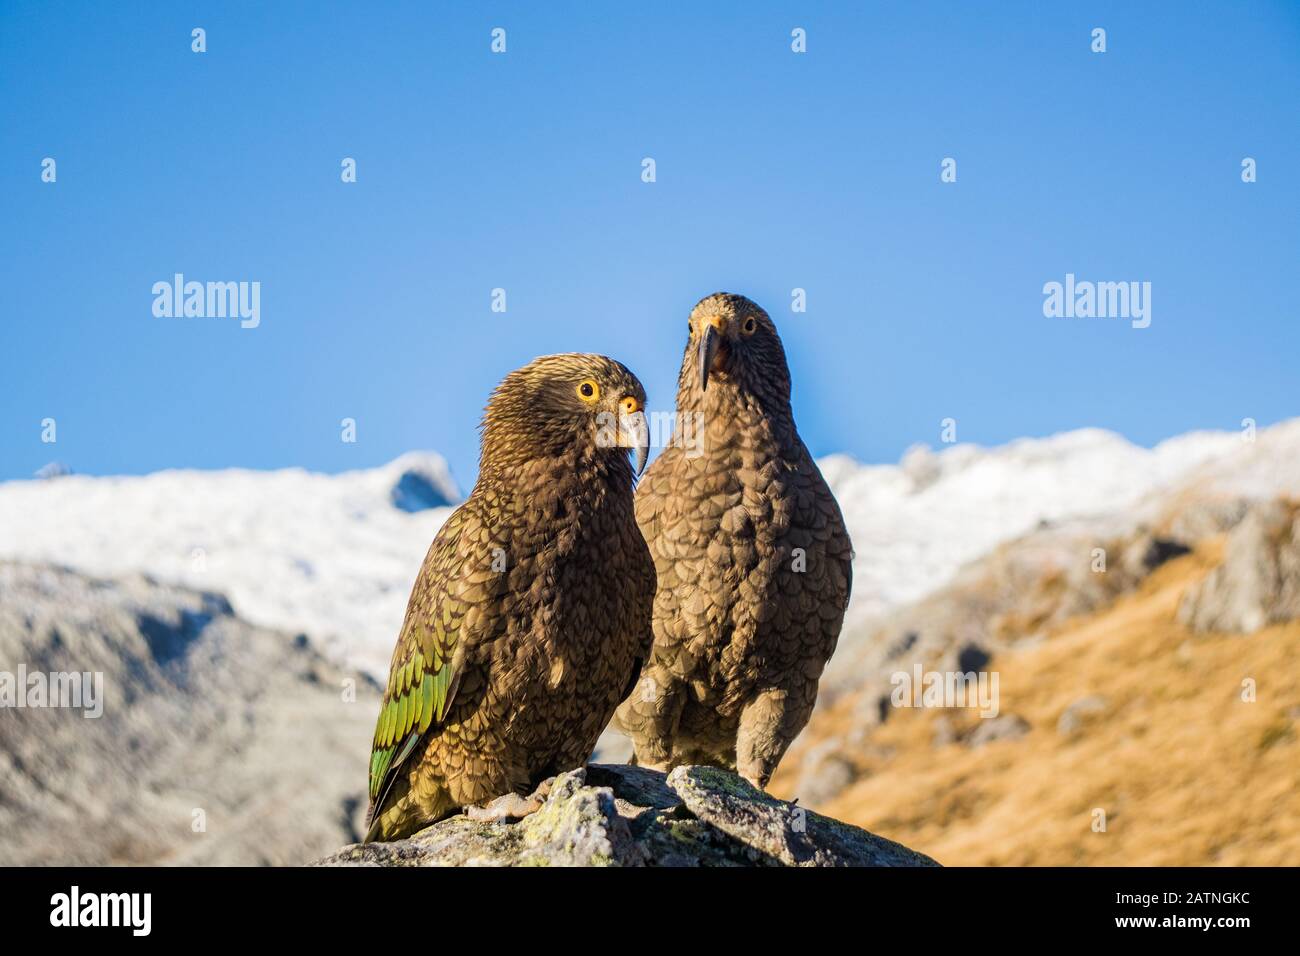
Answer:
1178;500;1300;633
317;769;639;867
1166;497;1250;541
314;764;939;867
667;765;937;867
965;714;1031;748
1057;695;1110;737
585;762;679;811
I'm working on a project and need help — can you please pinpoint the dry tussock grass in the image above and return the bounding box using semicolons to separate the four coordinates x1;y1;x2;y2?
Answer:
773;541;1300;865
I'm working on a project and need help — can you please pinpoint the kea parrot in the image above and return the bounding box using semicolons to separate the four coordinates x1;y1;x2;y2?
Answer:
365;353;654;842
616;293;853;789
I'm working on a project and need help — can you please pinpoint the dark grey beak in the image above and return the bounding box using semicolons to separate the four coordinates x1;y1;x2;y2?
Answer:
621;409;650;477
698;324;720;392
633;434;649;477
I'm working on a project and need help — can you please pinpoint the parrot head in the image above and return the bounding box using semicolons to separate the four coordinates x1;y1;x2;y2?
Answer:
481;353;650;477
685;293;791;405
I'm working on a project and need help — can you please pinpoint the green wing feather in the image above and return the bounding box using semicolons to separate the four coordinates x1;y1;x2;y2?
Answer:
368;657;458;801
366;507;482;814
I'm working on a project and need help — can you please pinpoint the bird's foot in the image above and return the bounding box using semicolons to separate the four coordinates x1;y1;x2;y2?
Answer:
465;792;543;823
464;778;554;823
529;776;555;803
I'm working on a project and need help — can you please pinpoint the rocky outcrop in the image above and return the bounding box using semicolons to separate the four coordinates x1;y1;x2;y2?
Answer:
314;764;939;867
1178;500;1300;633
0;562;379;866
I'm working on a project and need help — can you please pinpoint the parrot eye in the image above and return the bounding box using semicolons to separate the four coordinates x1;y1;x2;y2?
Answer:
576;380;600;402
742;317;757;335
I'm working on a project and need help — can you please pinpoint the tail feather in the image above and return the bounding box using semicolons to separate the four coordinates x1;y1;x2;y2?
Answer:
362;813;384;845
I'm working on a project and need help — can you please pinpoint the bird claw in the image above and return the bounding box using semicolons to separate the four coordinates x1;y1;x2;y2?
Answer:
529;776;555;803
464;777;555;823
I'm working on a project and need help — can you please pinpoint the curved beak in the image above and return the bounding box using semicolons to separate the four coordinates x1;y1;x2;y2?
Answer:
620;409;650;477
698;323;721;392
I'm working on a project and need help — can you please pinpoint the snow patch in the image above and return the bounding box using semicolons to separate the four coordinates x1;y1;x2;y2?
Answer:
825;421;1300;632
0;453;460;677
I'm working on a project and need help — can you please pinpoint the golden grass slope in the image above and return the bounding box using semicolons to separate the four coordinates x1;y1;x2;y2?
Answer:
772;541;1300;866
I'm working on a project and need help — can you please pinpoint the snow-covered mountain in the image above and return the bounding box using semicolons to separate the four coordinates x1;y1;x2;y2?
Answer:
826;420;1300;633
0;453;459;676
3;421;1297;679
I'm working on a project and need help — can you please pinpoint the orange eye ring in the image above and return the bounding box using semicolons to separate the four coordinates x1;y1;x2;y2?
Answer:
576;380;600;402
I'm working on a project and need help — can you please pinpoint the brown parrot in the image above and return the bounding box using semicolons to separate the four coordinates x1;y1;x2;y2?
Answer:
616;293;852;789
365;353;654;842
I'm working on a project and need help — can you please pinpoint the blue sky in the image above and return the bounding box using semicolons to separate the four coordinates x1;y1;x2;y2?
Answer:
3;1;1298;491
